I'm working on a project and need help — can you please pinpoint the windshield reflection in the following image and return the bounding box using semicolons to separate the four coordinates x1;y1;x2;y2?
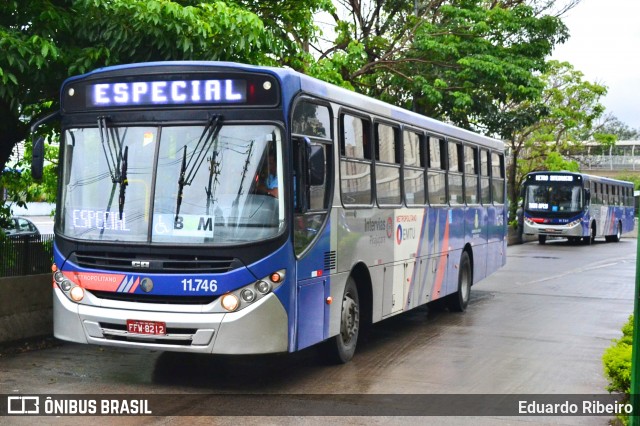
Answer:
525;184;583;213
60;124;284;244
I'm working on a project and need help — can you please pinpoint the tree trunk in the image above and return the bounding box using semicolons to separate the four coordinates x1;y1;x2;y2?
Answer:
0;100;28;174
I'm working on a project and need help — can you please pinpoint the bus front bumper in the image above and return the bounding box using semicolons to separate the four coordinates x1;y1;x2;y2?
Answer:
53;288;289;354
523;220;584;237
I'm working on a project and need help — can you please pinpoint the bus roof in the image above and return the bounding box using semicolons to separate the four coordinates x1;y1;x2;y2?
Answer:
62;61;503;151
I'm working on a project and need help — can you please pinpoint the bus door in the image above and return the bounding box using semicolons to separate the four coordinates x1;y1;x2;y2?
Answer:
293;136;333;350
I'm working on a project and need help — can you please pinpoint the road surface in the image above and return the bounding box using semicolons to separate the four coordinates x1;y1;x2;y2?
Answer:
0;236;636;424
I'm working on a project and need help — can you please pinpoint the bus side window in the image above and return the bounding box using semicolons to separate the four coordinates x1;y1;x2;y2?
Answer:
340;113;372;206
426;136;447;204
447;141;463;205
491;152;505;204
374;123;401;206
464;145;479;204
403;130;425;206
480;149;491;204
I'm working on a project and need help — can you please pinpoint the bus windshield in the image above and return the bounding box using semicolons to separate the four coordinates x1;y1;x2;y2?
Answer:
60;123;285;244
524;183;583;213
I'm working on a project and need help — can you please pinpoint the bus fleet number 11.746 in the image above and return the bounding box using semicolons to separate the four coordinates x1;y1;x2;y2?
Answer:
181;279;218;293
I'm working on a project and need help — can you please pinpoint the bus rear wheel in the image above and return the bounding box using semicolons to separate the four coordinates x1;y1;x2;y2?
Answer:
448;251;471;312
323;277;360;364
606;221;622;243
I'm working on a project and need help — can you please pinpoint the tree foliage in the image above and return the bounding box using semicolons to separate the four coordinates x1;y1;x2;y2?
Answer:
594;116;640;141
0;0;331;221
310;0;569;131
0;0;329;175
505;60;609;211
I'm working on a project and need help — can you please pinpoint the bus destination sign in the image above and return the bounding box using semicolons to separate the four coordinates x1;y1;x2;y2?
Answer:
62;72;280;111
533;174;575;182
89;79;247;107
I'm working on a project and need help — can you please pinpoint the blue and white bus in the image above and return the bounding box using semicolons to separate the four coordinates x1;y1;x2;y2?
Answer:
522;171;635;244
31;62;507;363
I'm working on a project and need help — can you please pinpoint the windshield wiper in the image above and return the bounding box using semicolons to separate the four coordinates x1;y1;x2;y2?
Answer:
97;116;129;223
175;114;223;221
118;146;129;220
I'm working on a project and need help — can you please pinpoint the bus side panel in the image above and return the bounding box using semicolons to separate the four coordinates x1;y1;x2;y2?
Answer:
464;206;488;283
486;204;507;273
295;217;332;351
296;276;327;350
624;206;636;233
423;208;450;302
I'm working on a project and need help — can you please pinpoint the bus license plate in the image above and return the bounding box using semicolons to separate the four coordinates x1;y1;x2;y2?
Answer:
126;320;166;335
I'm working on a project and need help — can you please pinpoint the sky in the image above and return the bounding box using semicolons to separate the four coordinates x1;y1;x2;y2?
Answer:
551;0;640;131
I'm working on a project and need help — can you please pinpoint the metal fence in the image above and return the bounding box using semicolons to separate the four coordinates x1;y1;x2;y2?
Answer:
0;234;54;278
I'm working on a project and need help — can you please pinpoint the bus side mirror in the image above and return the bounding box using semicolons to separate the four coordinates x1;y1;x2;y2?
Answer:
307;143;325;186
31;136;45;182
29;110;60;182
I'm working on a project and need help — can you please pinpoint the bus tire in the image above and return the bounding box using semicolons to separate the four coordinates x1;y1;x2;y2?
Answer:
323;277;360;364
538;235;547;245
448;251;472;312
606;221;622;243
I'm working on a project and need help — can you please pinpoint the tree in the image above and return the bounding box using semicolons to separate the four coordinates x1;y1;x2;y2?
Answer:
0;0;333;227
505;60;609;213
593;115;640;141
0;0;331;175
308;0;569;131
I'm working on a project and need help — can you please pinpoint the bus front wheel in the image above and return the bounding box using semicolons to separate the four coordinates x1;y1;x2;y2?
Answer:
448;251;472;312
323;277;360;364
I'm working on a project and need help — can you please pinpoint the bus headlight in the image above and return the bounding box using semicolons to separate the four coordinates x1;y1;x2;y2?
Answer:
240;289;256;303
69;286;85;302
60;280;73;292
255;280;271;295
221;294;240;312
52;269;84;302
218;270;285;313
567;219;582;227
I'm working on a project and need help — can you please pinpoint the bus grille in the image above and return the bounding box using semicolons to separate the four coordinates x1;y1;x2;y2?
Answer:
70;251;239;273
324;251;336;271
90;291;217;305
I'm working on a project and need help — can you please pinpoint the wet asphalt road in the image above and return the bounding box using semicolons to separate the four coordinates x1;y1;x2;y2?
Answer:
0;236;636;425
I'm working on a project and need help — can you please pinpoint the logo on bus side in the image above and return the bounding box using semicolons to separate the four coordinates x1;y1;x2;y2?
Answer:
364;216;394;246
395;215;418;245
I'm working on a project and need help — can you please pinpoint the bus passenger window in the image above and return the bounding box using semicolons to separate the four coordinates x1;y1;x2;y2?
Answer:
464;145;479;204
427;137;447;204
375;123;401;206
340;114;372;206
403;130;425;206
480;149;491;204
491;152;505;204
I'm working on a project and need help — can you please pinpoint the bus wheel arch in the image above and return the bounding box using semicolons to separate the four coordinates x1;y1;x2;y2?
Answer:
606;220;622;243
447;247;473;312
588;221;597;244
322;262;372;364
